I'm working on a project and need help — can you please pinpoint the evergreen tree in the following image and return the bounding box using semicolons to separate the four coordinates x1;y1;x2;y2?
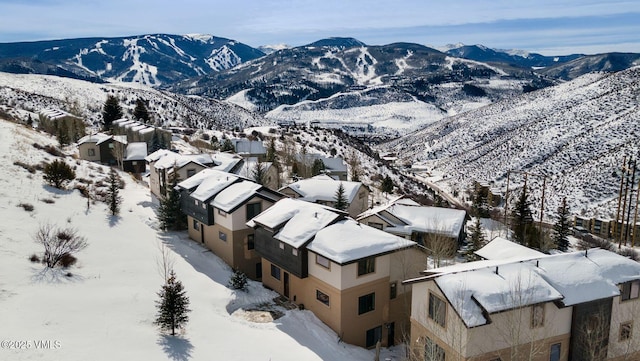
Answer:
56;121;70;146
157;166;186;231
266;137;277;162
221;138;234;152
251;160;267;185
102;95;122;131
155;270;190;336
210;135;220;150
511;185;536;247
311;158;325;176
133;98;150;123
106;169;122;216
227;269;248;291
43;159;76;189
552;197;571;252
381;175;394;194
150;130;161;153
334;182;348;211
471;186;490;218
463;218;486;262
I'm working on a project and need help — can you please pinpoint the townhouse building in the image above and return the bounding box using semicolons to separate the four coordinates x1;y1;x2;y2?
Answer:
248;198;426;348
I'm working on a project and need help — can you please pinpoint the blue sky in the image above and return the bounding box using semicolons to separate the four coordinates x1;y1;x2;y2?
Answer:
1;0;639;55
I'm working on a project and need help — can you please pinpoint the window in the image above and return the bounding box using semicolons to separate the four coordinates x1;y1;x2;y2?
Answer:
621;280;640;301
428;293;446;327
270;264;281;280
186;169;196;177
357;257;375;276
246;202;262;220
194;199;198;205
219;231;227;242
218;209;227;216
424;337;445;361
292;248;298;256
255;262;262;278
88;148;96;156
365;326;382;348
247;234;255;250
358;293;375;315
192;219;199;231
316;254;330;269
620;321;633;341
549;343;561;361
368;222;384;230
316;290;330;306
531;304;545;328
279;242;285;250
390;281;397;300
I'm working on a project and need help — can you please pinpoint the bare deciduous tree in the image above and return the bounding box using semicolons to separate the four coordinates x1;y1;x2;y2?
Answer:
35;223;88;268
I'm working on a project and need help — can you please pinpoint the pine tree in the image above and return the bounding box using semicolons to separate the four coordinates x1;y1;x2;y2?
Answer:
157;166;186;231
155;270;190;336
102;95;122;131
471;186;490;218
252;160;267;185
228;269;248;291
381;175;394;194
552;197;571;252
133;98;150;123
106;169;122;216
221;138;234;152
463;218;486;262
334;182;348;211
150;129;161;153
266;137;277;162
511;185;535;247
56;120;70;146
311;158;325;176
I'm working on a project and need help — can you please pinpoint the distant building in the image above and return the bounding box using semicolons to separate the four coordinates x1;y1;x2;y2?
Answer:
122;142;147;174
77;133;126;165
230;139;267;161
39;108;85;142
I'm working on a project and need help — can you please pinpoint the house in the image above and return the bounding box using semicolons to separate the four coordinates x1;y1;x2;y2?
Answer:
404;248;640;361
77;133;127;165
279;175;369;217
248;198;425;348
122;142;148;174
357;197;467;246
112;118;171;152
38;108;85;141
297;153;348;180
177;169;283;280
146;150;217;198
231;139;267;161
233;157;279;190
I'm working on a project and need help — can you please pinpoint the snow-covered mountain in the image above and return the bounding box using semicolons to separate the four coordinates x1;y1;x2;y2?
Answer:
444;44;582;68
381;67;640;220
0;72;266;130
0;34;265;86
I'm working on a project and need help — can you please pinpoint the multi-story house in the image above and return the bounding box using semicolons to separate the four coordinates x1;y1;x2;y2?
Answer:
404;248;640;361
279;175;369;217
178;169;283;280
357;196;467;246
248;198;425;348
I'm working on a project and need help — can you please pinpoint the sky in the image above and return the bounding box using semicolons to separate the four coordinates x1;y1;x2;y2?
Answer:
1;0;639;55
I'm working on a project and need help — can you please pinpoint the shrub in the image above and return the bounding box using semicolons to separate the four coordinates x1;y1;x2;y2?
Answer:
43;159;76;189
40;198;55;204
59;253;77;268
13;160;36;174
29;254;40;263
34;223;87;268
228;269;248;291
17;203;34;212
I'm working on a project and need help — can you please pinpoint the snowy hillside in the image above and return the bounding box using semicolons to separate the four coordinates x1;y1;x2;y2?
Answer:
382;67;640;220
0;34;265;86
0;118;402;360
0;72;267;130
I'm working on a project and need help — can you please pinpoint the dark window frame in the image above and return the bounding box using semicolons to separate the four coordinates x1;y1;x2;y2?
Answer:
246;202;262;221
358;293;375;315
316;290;330;306
247;234;255;250
357;257;375;276
270;264;281;280
428;292;446;327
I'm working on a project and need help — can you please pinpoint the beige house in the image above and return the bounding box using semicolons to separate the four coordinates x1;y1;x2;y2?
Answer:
279;175;369;217
357;196;467;246
178;169;283;280
404;248;640;361
249;198;425;348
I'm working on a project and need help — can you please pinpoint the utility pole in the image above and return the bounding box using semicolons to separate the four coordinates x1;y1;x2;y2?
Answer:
619;157;632;246
624;159;637;246
615;156;627;244
632;178;640;248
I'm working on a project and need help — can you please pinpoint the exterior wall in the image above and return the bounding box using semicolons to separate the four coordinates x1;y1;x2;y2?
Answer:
607;295;640;360
360;214;394;230
254;227;308;278
78;142;101;162
347;186;369;218
123;160;145;173
98;141;116;165
148;162;161;199
410;280;573;361
339;276;390;347
174;163;207;186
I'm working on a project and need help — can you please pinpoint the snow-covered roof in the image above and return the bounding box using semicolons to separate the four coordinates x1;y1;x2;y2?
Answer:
150;151;214;171
125;142;148;161
406;248;640;328
78;133;112;146
248;198;341;249
211;181;262;213
231;139;267;155
39;108;80;120
234;157;273;178
178;169;239;202
475;237;546;261
308;219;415;264
281;175;363;203
358;197;466;238
112;118;130;125
298;154;347;173
211;152;244;173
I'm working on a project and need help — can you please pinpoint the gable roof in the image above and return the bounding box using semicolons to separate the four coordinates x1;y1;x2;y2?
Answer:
475;237;546;261
357;197;466;238
280;176;363;203
308;219;416;264
177;169;240;202
405;248;640;328
78;133;112;146
124;142;148;161
147;149;214;171
211;181;262;213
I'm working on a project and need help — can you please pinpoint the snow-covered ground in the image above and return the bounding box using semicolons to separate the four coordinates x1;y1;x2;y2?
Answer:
0;119;400;360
